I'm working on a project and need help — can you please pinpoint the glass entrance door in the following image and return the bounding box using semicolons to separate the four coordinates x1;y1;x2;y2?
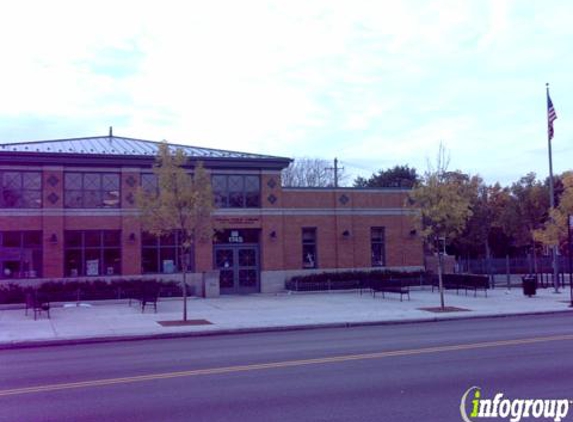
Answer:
214;245;259;294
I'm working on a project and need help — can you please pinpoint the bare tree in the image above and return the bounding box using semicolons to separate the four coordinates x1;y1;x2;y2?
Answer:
282;157;349;187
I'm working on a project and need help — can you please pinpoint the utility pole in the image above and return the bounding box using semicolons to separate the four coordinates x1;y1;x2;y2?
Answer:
326;158;344;188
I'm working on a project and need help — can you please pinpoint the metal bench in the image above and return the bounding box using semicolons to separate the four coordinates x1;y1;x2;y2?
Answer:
128;282;161;313
25;291;51;320
369;280;410;301
431;275;489;297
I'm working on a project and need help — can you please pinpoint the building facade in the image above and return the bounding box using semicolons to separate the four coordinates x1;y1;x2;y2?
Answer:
0;135;423;294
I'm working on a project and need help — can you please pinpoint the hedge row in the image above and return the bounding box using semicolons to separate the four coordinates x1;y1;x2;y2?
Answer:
440;274;490;288
0;279;188;305
286;270;429;291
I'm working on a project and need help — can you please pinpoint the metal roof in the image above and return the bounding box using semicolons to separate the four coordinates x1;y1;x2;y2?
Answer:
0;135;290;161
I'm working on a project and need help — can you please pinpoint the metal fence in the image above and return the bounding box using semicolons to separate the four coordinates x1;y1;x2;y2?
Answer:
456;256;573;289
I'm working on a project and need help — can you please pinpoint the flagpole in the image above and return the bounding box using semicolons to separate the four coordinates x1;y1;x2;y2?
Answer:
546;82;559;293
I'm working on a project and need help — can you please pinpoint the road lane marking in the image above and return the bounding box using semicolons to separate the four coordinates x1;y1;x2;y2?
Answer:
2;333;573;397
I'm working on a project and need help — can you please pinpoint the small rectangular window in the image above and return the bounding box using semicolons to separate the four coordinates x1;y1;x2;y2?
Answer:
371;227;386;267
302;228;317;269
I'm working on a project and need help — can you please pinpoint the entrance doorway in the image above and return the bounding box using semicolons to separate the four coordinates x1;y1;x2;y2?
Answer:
214;229;260;294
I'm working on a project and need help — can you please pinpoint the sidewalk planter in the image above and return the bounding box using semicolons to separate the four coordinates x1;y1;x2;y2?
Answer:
522;275;537;297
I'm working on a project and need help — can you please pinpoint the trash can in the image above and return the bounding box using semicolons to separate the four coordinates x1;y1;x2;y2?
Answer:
522;275;537;297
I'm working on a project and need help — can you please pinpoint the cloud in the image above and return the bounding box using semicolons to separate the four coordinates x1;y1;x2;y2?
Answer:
0;0;571;186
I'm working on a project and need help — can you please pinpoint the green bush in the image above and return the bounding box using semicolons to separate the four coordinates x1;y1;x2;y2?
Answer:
0;278;185;304
286;270;429;291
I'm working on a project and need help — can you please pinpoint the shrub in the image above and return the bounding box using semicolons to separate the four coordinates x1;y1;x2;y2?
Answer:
0;278;187;304
286;270;429;291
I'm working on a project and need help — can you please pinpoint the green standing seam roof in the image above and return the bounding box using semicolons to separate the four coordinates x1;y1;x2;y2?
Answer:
0;135;291;161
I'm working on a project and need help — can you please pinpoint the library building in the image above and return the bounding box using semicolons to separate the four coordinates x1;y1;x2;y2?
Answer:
0;133;423;295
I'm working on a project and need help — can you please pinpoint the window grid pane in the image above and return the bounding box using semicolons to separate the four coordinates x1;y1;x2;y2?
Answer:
0;231;43;279
65;173;82;189
0;171;42;209
83;173;101;190
3;173;21;189
23;173;41;189
102;174;119;190
141;230;193;274
245;176;259;192
211;175;260;209
64;230;122;277
65;172;120;208
141;174;158;194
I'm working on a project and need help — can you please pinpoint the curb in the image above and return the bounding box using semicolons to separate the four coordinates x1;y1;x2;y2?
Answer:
1;308;572;350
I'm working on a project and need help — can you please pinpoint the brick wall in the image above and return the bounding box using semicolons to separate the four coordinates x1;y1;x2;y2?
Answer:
0;165;424;281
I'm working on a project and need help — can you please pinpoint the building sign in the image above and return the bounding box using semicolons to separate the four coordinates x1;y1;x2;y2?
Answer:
228;231;243;243
215;217;260;226
214;229;260;244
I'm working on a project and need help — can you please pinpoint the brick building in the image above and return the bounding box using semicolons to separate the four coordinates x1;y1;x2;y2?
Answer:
0;134;423;294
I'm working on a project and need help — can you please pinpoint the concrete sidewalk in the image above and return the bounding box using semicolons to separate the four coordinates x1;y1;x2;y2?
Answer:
1;287;572;348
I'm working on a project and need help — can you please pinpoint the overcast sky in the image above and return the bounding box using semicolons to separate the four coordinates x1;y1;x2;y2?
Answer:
0;0;571;186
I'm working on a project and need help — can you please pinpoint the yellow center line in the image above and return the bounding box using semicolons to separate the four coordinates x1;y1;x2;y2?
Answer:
2;333;573;397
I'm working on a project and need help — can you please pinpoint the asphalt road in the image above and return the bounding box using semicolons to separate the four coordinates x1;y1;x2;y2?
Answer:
1;313;573;422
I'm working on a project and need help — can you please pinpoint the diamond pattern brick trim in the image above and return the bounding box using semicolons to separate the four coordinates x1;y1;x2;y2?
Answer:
126;175;136;187
267;194;277;205
126;192;135;205
267;178;277;189
47;175;59;187
47;192;59;204
339;194;349;205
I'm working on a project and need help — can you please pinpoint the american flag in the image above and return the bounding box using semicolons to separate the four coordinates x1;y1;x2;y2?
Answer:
547;92;557;140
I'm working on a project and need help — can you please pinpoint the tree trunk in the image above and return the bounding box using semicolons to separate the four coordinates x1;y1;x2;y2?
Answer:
485;241;492;287
506;254;511;290
533;244;538;277
438;252;445;310
182;269;188;322
181;250;188;322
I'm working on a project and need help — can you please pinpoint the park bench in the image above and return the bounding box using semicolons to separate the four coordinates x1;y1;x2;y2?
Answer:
369;279;410;301
128;282;161;313
25;291;51;320
431;274;489;297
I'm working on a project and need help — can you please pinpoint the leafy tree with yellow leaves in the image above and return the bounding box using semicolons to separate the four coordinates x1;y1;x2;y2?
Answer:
534;171;573;253
408;146;474;309
136;143;214;321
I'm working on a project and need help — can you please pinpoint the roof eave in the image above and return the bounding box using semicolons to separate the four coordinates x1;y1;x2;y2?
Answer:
0;151;292;170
